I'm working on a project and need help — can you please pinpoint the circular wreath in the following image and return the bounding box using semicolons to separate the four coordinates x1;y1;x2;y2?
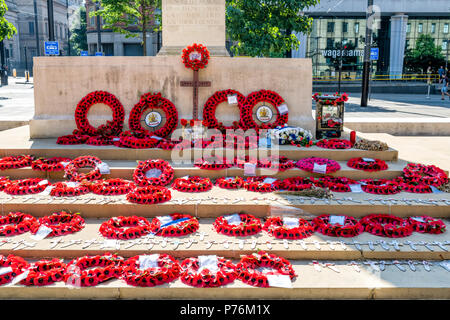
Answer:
20;259;66;286
241;90;288;130
215;176;245;190
312;214;364;237
122;254;181;287
128;93;178;138
64;254;124;287
180;256;237;288
359;179;401;195
31;157;72;172
5;178;50;195
313;176;357;192
296;157;341;174
263;217;315;239
406;216;446;234
56;134;90;145
50;181;90;197
397;179;433;194
402;163;448;187
202;89;247;131
149;213;199;237
90;178;136;196
182;43;210;71
0;254;29;286
0;212;37;237
316;139;352;149
270;125;313;147
213;213;262;237
0;176;11;191
258;156;295;172
133;159;174;187
236;251;296;288
30;211;85;237
347;157;388;172
64;156;103;182
75;90;125;136
118;130;160;149
274;177;314;191
126;186;172;205
85;135;117;146
99;216;151;240
360;214;413;238
244;176;279;193
172;176;213;193
0;155;33;170
194;156;233;170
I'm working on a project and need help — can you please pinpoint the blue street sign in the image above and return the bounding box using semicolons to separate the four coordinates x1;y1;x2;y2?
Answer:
44;41;59;55
80;51;88;56
95;52;103;56
370;47;379;60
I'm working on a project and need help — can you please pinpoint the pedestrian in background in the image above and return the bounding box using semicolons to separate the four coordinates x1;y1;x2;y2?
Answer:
441;74;450;100
438;66;445;83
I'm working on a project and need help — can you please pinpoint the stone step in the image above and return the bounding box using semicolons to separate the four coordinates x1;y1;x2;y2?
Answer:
1;187;449;218
0;258;449;299
4;219;450;260
0;126;399;161
1;159;408;181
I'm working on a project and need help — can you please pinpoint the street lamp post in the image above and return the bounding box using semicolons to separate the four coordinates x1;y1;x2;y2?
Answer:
96;3;102;54
361;0;374;107
47;0;55;41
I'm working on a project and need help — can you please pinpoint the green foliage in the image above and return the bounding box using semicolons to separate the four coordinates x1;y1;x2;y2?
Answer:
404;34;446;73
0;0;17;42
69;6;88;56
226;0;319;57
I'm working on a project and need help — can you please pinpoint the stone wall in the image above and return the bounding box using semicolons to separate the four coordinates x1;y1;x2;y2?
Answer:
30;56;313;138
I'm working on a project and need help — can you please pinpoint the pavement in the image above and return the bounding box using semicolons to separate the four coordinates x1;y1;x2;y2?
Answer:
0;77;35;122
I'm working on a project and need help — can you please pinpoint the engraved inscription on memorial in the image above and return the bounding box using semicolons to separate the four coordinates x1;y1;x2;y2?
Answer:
164;0;224;26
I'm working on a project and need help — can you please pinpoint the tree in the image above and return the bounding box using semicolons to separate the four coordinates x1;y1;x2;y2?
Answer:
226;0;319;57
0;0;17;41
326;40;358;72
404;34;446;73
91;0;160;56
69;6;88;56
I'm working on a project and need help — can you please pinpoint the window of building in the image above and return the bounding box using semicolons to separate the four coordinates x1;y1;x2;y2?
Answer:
443;41;448;51
89;7;95;26
326;38;333;48
354;22;359;34
444;23;449;34
431;23;436;33
406;23;411;33
29;22;34;35
342;22;348;33
418;23;423;33
327;22;335;33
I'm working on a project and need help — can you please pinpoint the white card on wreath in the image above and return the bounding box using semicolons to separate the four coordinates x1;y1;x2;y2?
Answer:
97;162;111;174
139;254;159;270
227;94;238;105
156;216;173;225
30;225;53;241
411;217;426;223
263;177;277;185
244;163;256;176
146;169;162;178
41;185;55;196
267;274;292;288
313;163;327;174
10;270;30;285
277;104;289;115
329;215;346;225
38;180;49;186
362;158;375;162
283;217;299;229
0;267;13;276
349;184;363;193
224;214;242;226
198;255;219;272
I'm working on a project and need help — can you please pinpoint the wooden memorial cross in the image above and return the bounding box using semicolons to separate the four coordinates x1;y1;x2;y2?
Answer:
180;69;211;120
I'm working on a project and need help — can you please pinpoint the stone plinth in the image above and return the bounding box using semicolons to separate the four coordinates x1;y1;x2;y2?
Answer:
158;0;229;56
30;56;313;138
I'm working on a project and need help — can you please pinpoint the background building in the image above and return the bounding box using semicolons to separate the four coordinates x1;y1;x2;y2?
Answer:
85;0;160;56
292;0;450;78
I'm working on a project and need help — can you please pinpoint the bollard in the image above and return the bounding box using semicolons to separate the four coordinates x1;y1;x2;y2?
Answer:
12;69;16;78
25;71;29;83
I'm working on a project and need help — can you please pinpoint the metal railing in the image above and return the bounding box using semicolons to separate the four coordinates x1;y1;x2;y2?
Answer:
313;73;441;82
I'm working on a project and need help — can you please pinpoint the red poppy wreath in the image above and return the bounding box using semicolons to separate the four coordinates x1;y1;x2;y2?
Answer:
359;214;413;238
182;43;210;71
64;156;103;182
118;130;160;149
202;89;247;131
5;178;50;195
30;211;85;237
359;179;401;195
99;216;151;240
126;186;172;205
194;156;233;170
56;134;90;145
128;92;178;138
148;213;199;237
215;176;245;190
244;176;280;193
31;157;72;172
180;256;237;288
0;155;34;170
312;214;364;237
296;157;341;174
20;259;66;286
0;176;11;191
263;216;315;240
347;157;388;172
90;178;136;196
236;251;296;288
316;139;352;149
313;176;357;193
133;159;174;187
75;91;125;136
0;212;37;237
122;254;181;287
396;178;433;194
64;253;124;287
50;181;90;197
213;213;262;237
258;155;295;172
406;215;446;234
274;177;314;191
0;254;29;286
402;163;448;187
172;176;213;193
